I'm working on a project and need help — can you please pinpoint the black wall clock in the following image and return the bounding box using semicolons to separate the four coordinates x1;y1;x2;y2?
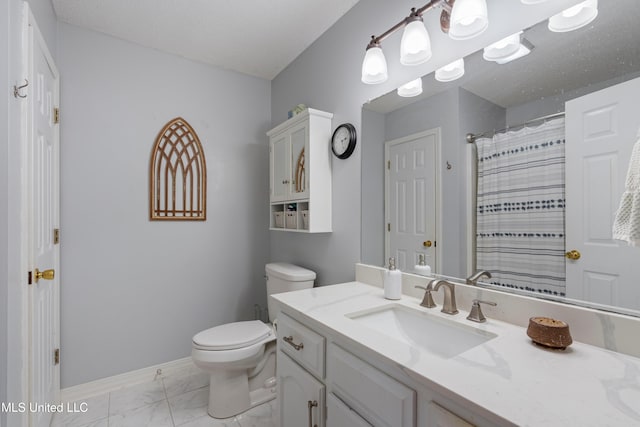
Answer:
331;123;357;159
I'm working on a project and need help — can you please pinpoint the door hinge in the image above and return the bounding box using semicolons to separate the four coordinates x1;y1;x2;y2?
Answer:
387;223;391;232
53;107;59;124
434;240;437;247
54;348;60;365
54;228;60;244
28;271;33;285
387;160;391;170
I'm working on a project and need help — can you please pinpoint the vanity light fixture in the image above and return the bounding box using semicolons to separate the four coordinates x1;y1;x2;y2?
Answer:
361;0;488;84
435;58;465;82
494;40;532;64
400;12;432;66
483;32;533;65
548;0;598;33
361;40;389;84
483;31;523;62
397;78;424;97
448;0;489;40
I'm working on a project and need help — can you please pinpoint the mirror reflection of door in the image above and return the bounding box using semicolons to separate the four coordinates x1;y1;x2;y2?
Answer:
566;76;640;310
385;129;440;273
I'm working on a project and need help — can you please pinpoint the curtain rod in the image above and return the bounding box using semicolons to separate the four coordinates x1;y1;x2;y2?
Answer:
466;111;565;144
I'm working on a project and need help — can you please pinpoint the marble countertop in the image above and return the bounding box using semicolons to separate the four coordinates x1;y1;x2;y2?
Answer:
272;281;640;427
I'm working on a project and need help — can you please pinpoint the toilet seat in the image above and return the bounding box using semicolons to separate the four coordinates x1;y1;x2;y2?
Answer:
193;320;272;351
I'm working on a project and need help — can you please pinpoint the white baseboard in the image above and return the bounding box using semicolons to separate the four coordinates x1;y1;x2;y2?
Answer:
60;357;194;403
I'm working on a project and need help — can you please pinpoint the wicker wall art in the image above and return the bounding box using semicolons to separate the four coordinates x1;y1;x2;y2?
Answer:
149;117;207;220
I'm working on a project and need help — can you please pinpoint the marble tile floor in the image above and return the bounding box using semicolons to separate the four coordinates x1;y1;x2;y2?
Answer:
51;364;277;427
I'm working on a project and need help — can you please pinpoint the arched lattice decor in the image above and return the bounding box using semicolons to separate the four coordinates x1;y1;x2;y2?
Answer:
149;117;207;220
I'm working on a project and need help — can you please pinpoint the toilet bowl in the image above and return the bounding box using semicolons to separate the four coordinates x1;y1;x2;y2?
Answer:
191;263;315;419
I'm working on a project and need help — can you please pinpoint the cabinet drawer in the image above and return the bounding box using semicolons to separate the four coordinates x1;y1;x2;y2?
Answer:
278;312;325;379
428;401;476;427
328;343;415;427
327;393;372;427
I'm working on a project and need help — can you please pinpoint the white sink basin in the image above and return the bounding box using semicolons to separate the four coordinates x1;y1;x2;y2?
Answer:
346;304;497;358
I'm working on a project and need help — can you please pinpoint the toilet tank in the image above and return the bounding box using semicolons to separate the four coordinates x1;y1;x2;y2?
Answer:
265;263;316;322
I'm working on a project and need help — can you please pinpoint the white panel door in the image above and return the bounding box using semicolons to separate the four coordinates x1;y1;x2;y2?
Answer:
385;129;440;273
565;77;640;310
25;5;61;426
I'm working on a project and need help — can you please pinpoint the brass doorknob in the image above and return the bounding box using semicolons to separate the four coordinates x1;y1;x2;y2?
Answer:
565;250;581;260
34;268;55;283
423;241;432;248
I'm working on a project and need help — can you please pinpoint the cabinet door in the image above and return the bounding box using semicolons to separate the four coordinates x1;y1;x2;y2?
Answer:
327;393;372;427
290;122;309;200
278;351;325;427
271;134;290;202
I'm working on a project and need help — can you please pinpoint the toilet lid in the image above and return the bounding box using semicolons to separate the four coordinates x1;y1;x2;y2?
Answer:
192;320;272;350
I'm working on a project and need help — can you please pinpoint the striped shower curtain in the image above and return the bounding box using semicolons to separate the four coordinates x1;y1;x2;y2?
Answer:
475;118;566;296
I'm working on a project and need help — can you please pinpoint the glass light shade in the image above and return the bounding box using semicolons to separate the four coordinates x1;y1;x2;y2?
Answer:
435;59;465;82
483;31;523;62
400;20;432;66
495;43;531;64
520;0;549;4
361;46;388;84
397;78;423;97
548;0;598;32
449;0;488;40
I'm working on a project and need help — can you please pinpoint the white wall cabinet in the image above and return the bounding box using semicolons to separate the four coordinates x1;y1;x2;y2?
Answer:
268;108;333;232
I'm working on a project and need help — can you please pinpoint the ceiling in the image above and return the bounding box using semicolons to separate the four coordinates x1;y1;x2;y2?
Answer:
51;0;361;80
365;0;640;114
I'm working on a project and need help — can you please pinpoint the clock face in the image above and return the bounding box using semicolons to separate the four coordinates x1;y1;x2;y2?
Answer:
333;127;351;154
331;123;357;159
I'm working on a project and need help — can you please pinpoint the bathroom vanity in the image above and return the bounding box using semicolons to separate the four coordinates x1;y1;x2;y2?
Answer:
272;265;640;426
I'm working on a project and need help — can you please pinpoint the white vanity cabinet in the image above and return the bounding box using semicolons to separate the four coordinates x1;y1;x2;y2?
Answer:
278;352;325;427
276;307;493;427
277;313;326;427
327;343;415;427
267;108;333;232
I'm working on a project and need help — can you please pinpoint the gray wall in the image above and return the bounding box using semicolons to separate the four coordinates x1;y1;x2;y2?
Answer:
360;108;385;266
270;0;580;285
3;0;58;422
386;89;461;275
58;23;271;387
361;88;504;277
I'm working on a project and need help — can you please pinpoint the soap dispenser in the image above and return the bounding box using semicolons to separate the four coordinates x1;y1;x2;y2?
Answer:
384;257;402;300
414;253;432;276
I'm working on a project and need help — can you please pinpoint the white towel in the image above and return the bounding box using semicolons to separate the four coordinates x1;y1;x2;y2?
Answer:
612;128;640;246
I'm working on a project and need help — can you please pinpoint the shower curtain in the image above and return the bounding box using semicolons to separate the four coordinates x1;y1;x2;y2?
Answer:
475;118;566;296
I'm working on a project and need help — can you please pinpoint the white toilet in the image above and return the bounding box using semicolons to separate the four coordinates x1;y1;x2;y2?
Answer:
191;262;316;419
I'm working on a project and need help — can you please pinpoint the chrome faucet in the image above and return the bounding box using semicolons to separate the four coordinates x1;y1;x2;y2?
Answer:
466;270;492;285
430;279;458;315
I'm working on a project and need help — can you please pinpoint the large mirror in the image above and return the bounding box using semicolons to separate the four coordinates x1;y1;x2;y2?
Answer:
361;0;640;316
